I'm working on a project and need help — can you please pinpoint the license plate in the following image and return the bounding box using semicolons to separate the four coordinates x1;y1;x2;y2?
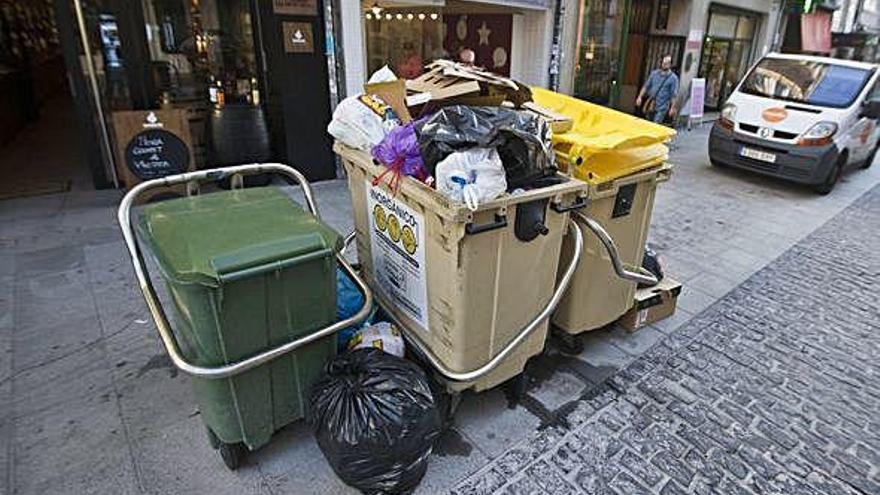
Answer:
740;147;776;163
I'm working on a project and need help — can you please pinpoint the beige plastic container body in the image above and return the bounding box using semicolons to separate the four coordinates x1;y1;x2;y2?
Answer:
337;144;588;391
552;164;672;334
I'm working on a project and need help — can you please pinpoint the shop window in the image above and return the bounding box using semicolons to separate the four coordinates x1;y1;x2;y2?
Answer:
362;3;513;78
735;16;755;39
572;0;626;105
708;13;738;38
699;9;760;110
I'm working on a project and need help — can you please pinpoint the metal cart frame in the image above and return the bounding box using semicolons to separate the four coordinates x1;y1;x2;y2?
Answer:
117;163;373;468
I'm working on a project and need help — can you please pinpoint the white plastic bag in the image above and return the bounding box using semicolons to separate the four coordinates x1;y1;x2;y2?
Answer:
347;322;406;358
435;148;507;211
367;65;397;83
327;94;400;150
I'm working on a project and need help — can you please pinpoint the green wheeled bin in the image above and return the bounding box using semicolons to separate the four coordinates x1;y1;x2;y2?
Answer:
117;164;372;470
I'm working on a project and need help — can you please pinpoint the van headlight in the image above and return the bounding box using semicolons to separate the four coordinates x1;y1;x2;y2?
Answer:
719;103;736;130
798;121;837;147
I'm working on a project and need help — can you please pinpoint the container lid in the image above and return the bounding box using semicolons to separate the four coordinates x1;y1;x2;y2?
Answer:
137;188;341;287
531;87;675;151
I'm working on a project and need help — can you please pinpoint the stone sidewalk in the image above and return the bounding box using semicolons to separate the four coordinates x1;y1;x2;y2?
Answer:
451;179;880;495
1;124;879;494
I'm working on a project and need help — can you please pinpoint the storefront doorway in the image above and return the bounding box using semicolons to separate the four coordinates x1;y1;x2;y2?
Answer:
0;0;94;197
698;6;759;110
36;0;337;190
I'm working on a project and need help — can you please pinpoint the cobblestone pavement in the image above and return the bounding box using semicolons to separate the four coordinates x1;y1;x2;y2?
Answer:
2;125;880;494
450;186;880;494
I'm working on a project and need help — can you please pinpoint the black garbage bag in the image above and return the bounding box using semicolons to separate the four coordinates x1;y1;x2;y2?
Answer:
639;245;664;288
309;348;442;495
416;105;556;189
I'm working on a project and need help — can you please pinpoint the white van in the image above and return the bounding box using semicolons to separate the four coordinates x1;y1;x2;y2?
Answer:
708;53;880;194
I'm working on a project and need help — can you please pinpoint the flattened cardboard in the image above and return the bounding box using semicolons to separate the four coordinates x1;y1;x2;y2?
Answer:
618;277;682;332
363;79;412;123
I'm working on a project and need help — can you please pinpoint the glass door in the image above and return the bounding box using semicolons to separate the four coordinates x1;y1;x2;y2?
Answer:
699;8;759;111
573;0;627;105
141;0;269;169
700;38;730;109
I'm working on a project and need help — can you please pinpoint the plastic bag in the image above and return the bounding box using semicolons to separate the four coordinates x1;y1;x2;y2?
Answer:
310;349;442;495
328;94;400;150
368;65;397;83
371;121;431;185
417;105;555;189
337;269;369;351
348;322;405;358
435;147;507;211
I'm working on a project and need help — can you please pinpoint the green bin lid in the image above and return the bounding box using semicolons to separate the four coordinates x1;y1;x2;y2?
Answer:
137;188;341;287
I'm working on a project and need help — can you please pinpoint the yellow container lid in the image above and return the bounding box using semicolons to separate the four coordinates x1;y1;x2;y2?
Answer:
531;87;675;185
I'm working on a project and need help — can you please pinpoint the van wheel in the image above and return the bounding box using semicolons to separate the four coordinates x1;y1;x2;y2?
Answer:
861;141;878;169
814;155;844;195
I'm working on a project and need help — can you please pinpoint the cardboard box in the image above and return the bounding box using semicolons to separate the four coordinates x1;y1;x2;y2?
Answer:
618;277;682;332
364;79;412;123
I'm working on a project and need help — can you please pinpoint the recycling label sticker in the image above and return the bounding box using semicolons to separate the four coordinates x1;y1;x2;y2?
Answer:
365;181;429;332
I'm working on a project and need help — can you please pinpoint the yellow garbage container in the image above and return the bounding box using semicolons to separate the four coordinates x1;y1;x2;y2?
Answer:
531;88;675;339
335;143;588;392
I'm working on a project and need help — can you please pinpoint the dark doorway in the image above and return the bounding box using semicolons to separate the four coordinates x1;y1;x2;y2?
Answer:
0;0;96;197
254;1;335;181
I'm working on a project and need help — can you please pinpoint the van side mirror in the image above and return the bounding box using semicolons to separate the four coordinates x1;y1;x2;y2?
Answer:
861;100;880;119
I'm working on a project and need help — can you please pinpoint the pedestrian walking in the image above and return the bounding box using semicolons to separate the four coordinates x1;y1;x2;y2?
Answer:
636;55;679;125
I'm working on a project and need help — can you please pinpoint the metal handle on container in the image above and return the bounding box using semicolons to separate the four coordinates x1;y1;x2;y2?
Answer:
465;214;509;235
573;211;658;286
550;195;588;213
117;163;373;380
371;219;584;383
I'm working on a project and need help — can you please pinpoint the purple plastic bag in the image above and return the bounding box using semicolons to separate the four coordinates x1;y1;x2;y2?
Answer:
371;121;430;183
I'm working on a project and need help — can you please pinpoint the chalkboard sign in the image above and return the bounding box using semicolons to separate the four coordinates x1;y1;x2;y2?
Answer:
124;129;190;180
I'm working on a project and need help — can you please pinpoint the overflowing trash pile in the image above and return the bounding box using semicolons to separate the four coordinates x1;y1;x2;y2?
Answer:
328;62;564;211
118;53;679;495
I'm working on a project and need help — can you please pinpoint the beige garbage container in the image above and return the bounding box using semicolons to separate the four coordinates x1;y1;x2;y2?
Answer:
552;162;672;338
336;143;587;392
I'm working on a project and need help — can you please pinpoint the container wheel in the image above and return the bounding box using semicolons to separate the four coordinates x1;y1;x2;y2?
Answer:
205;426;221;450
219;441;247;470
503;373;529;409
555;331;585;355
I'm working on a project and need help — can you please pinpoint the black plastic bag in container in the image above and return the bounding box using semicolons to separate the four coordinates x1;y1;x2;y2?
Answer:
309;348;442;495
639;245;665;288
416;105;556;189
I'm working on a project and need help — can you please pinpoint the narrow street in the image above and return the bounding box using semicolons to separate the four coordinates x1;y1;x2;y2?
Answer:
1;124;879;494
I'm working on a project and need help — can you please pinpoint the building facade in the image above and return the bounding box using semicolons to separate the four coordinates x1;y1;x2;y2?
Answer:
337;1;559;96
557;0;782;114
0;0;791;190
831;0;879;62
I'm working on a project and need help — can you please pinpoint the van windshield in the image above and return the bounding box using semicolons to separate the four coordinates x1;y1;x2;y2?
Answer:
739;58;874;108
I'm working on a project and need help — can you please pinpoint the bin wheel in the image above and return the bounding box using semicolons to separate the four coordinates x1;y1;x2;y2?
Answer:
205;426;221;450
218;441;247;470
555;332;585;355
814;155;844;195
504;373;529;409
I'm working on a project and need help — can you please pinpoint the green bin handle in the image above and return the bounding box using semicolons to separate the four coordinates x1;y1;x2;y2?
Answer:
117;163;374;380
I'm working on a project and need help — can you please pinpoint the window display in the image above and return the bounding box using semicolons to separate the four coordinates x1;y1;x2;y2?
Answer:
362;2;513;78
